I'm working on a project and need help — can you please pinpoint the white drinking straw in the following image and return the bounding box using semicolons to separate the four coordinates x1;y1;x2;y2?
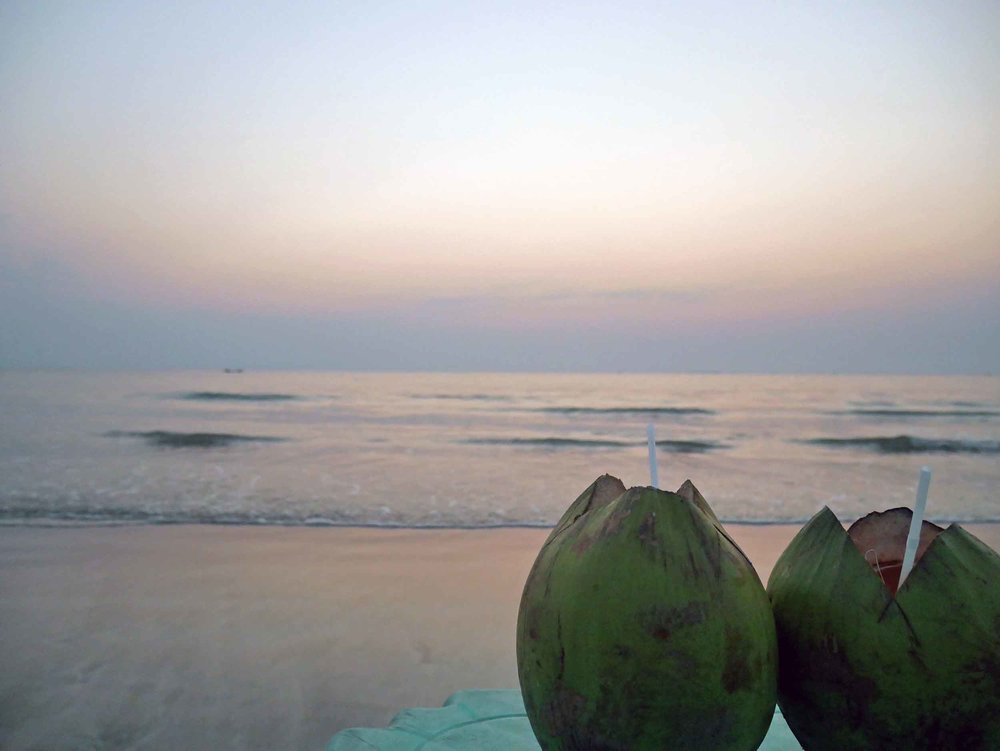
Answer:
647;423;659;489
898;466;932;587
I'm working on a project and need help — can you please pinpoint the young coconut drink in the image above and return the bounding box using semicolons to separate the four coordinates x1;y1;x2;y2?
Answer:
516;475;777;751
767;506;1000;750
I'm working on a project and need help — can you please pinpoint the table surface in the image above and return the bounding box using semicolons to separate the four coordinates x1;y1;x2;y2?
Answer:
327;689;804;750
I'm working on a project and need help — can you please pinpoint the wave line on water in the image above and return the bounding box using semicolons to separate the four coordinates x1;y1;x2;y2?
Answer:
463;437;636;449
656;439;729;453
177;391;300;402
842;408;999;418
801;435;1000;454
462;437;728;452
408;393;513;402
104;430;287;448
537;406;715;416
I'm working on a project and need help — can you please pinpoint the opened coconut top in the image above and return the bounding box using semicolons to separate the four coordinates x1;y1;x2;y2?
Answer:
847;507;944;595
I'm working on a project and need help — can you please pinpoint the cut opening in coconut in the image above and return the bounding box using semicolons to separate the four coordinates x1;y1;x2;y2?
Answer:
847;508;944;595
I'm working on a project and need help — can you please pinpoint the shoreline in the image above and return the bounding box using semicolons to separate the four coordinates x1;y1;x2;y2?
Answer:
2;523;998;750
3;516;999;529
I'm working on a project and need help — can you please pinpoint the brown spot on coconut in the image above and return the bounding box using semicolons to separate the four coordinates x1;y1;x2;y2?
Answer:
847;507;944;595
517;476;777;751
768;506;1000;750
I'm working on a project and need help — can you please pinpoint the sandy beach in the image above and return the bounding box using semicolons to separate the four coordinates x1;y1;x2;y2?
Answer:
2;522;998;751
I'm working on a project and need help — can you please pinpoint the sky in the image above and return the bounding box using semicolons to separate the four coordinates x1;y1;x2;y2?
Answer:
2;0;998;373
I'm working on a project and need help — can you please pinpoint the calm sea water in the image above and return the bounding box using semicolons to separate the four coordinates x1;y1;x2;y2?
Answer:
0;371;997;526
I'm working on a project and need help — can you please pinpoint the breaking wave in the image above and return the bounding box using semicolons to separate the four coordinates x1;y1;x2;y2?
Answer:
178;392;299;402
463;437;727;452
845;408;998;418
655;439;728;453
802;435;1000;454
105;430;287;448
0;503;554;529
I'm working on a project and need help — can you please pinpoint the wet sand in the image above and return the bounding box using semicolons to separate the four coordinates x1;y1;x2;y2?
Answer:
2;523;998;750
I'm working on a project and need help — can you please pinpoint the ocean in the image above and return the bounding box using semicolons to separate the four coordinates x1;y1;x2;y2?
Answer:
1;371;997;527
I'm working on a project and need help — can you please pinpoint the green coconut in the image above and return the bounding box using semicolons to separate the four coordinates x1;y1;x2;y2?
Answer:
767;506;1000;750
516;475;777;751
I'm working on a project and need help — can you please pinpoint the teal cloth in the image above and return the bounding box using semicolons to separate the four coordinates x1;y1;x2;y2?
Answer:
327;689;803;750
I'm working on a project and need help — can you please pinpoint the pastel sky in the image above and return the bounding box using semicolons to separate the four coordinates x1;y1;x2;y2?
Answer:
2;0;998;372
